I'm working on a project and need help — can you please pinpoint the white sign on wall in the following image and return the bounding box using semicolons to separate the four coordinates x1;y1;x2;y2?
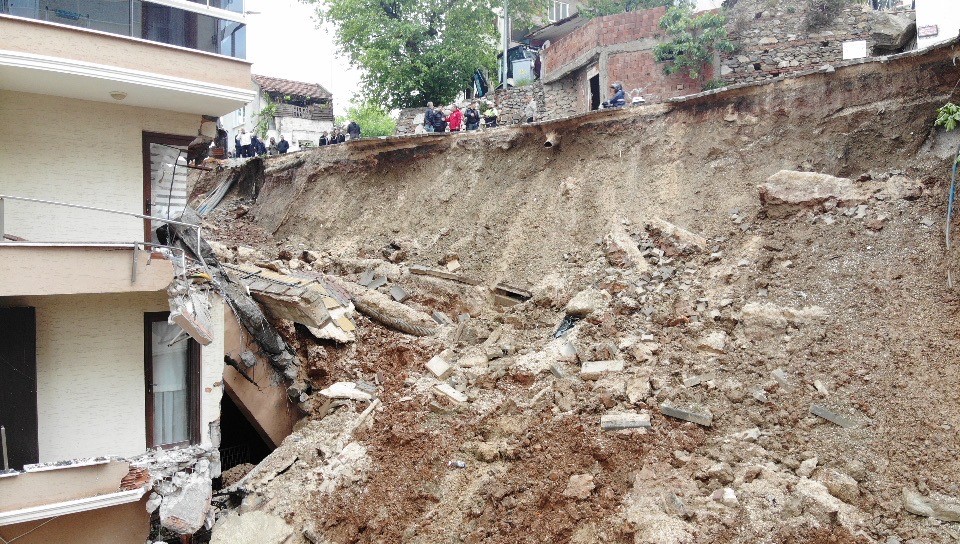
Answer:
842;40;868;60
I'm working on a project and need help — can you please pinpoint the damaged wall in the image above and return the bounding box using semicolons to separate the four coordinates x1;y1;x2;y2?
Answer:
0;89;198;242
0;291;225;461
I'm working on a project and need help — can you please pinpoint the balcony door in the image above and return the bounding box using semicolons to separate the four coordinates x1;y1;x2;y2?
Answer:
0;307;39;470
144;313;200;448
142;132;192;243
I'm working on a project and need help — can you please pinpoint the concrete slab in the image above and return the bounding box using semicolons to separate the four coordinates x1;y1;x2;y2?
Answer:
660;402;713;427
601;412;651;430
580;360;625;380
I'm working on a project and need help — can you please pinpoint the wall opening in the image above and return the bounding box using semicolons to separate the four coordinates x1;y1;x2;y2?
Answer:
217;392;272;486
589;74;601;111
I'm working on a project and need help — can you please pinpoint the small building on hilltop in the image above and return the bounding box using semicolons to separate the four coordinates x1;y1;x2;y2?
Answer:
223;74;334;154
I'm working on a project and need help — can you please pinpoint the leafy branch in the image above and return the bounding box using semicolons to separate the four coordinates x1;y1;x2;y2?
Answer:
653;2;734;81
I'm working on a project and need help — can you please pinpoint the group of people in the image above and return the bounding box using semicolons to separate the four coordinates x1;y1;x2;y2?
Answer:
235;128;290;158
319;120;361;146
423;100;500;133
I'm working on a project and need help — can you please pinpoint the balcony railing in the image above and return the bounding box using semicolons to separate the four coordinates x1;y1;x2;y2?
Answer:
1;0;246;59
274;103;335;122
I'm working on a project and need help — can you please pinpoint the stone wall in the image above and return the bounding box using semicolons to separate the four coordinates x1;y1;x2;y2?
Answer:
494;82;547;125
395;107;424;136
721;0;916;85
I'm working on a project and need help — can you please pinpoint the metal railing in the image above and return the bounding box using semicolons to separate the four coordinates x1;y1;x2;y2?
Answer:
0;194;201;281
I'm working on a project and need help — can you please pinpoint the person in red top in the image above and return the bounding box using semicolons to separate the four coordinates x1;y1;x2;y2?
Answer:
447;104;464;132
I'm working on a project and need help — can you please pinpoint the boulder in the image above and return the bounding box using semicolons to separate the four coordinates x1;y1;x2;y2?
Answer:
211;510;293;544
759;171;868;218
902;488;960;522
562;474;596;500
644;217;707;255
565;288;611;317
159;473;212;535
871;12;916;54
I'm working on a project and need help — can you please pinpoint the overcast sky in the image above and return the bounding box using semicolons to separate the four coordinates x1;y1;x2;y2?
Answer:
245;0;721;115
246;0;362;115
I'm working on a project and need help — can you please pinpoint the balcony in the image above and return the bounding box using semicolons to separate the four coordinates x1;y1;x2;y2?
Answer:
2;0;247;58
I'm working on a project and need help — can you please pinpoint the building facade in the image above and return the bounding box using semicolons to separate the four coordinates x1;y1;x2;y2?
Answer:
222;74;334;153
0;1;255;542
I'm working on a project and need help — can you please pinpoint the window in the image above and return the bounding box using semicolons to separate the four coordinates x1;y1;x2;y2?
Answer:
144;312;201;448
548;0;568;23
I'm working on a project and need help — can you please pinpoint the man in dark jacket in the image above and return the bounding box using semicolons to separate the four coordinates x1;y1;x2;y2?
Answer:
277;136;290;154
464;103;481;131
346;120;361;140
319;131;329;146
424;102;436;133
431;107;447;133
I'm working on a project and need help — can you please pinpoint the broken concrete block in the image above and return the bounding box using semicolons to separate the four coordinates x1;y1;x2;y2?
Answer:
432;311;454;325
644;217;707;254
145;492;162;514
759;170;868;218
562;474;595;500
425;355;452;379
445;259;461;272
626;375;651;405
660;402;713;427
434;383;469;403
902;488;960;522
557;340;578;362
819;469;859;503
389;285;410;302
211;510;293;544
682;373;716;388
698;331;728;354
797;456;818;478
565;288;611;317
367;276;388;290
810;404;858;428
319;382;373;402
160;473;212;535
605;224;649;272
359;270;375;286
711;487;739;507
600;412;652;430
580;360;625;380
771;368;791;389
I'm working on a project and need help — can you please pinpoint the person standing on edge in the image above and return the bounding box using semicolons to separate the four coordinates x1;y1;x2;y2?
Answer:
277;135;290;154
424;101;436;133
431;107;447;133
268;137;279;155
524;98;537;123
346;119;361;140
465;103;481;131
238;128;252;158
482;101;499;128
319;131;329;146
448;104;464;132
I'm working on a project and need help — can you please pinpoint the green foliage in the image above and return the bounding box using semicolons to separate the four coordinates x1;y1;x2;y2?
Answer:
653;3;734;81
702;78;727;91
335;101;397;138
804;0;850;30
304;0;547;110
253;101;278;137
579;0;676;19
935;103;960;132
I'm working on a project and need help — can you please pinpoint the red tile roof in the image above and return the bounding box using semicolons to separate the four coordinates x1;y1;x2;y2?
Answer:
252;74;332;99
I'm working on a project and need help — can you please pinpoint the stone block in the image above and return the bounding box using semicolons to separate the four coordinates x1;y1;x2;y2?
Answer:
434;383;469;403
601;412;651;430
660;402;713;427
580;360;625;380
810;404;857;428
426;355;452;379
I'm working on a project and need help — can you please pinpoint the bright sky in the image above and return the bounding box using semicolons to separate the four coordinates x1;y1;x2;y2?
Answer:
245;0;362;115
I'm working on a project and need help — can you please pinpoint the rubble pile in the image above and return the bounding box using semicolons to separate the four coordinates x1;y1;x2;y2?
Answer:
186;43;960;543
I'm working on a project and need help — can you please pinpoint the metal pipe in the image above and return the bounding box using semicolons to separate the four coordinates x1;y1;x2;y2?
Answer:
0;197;4;240
2;425;8;471
544;132;560;149
0;194;199;229
502;0;509;87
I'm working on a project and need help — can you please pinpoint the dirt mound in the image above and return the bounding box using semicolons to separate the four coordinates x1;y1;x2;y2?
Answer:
201;44;960;543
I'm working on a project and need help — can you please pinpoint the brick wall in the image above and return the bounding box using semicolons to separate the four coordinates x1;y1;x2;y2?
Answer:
721;0;916;84
606;49;711;103
542;7;667;80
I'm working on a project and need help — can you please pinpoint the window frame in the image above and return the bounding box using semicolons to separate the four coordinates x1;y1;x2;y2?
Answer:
143;312;202;449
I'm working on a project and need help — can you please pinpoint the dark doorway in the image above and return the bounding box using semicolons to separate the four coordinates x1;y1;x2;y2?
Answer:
0;307;39;470
589;74;601;111
218;393;271;475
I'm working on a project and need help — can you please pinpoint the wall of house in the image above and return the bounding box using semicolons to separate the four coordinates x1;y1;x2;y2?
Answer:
0;90;198;243
720;1;915;85
496;82;548;125
276;116;335;148
0;291;225;462
916;0;959;48
537;7;709;119
0;495;150;544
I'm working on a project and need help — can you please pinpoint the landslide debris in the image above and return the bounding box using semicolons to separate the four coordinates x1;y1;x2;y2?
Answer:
195;45;960;544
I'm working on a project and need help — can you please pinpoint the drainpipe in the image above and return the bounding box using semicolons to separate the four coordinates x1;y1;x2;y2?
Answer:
502;0;509;88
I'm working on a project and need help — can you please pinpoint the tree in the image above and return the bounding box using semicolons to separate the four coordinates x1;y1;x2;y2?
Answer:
336;101;398;138
305;0;547;110
653;2;734;81
580;0;678;19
